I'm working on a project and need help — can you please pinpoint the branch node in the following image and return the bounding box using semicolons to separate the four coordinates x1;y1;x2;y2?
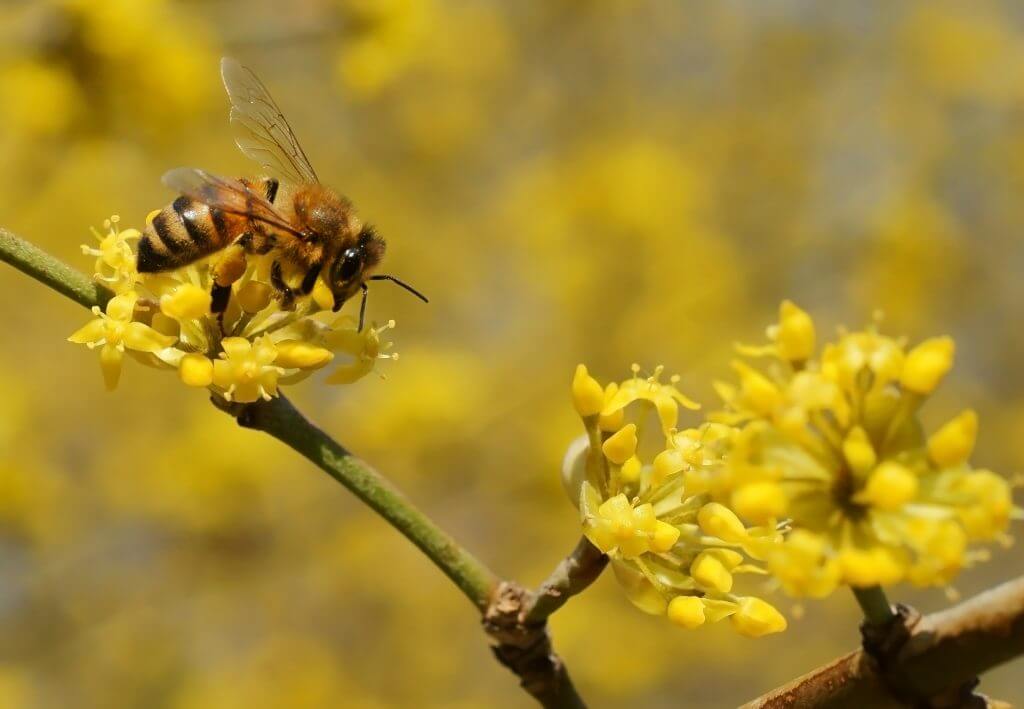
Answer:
483;581;585;709
859;602;920;661
860;603;987;708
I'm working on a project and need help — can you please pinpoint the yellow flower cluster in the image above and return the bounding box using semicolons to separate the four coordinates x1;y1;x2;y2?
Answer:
69;217;396;399
563;365;787;637
695;301;1017;596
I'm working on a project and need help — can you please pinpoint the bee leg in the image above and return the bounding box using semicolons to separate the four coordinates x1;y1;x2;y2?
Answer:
211;283;232;314
210;245;249;331
298;262;323;296
270;260;297;310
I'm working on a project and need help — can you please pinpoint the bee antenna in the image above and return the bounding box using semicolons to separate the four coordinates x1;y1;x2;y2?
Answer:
369;274;429;303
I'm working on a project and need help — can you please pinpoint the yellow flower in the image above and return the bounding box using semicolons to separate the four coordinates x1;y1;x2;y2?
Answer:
564;365;786;636
68;293;176;390
80;216;139;294
212;337;283;403
711;302;1016;596
323;319;399;384
601;364;700;433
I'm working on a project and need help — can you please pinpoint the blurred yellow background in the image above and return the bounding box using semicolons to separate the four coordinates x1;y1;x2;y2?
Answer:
1;0;1023;706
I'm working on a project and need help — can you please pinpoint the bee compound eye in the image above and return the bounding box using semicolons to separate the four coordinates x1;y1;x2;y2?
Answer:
338;248;362;280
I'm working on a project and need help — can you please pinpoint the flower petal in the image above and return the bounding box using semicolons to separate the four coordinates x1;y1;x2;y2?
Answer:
220;337;252;358
99;344;123;391
123;322;177;352
106;293;137;321
68;319;106;345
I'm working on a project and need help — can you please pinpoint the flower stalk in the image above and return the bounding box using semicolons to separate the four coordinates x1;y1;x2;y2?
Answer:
853;585;896;626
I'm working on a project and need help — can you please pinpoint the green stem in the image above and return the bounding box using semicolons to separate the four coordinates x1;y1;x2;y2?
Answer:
852;585;896;626
232;395;499;610
0;229;113;310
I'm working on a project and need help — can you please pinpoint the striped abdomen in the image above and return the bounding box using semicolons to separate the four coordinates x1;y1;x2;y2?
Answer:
137;177;279;273
137;197;236;272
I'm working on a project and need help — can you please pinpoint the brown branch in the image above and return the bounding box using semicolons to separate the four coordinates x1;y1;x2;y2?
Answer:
483;538;608;709
523;536;608;625
744;576;1024;708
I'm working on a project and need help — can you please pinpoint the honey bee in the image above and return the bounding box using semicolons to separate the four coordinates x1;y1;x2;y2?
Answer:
138;57;427;328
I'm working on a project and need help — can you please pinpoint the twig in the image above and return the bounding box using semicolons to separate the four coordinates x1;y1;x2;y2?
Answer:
852;585;896;626
0;229;112;310
218;396;500;610
743;575;1024;708
523;537;608;625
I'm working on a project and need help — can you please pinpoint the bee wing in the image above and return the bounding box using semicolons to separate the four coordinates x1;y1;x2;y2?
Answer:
162;167;304;237
220;57;320;185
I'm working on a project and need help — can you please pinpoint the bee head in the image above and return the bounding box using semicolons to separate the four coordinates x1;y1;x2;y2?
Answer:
329;224;386;312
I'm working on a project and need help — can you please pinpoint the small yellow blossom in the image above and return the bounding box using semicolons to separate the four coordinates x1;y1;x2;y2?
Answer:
68;293;176;390
212;337;282;403
710;302;1016;596
80;216;139;294
323;319;399;384
563;365;786;636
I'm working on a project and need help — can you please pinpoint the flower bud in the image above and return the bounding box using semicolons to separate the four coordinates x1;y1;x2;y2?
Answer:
731;481;786;524
842;426;877;478
620;455;642;483
667;596;706;629
651;449;685;486
856;462;918;510
691;551;733;593
602;424;638;465
901;336;954;394
732;361;782;415
160;284;211;320
274;340;334;369
927;410;978;468
730;597;787;637
179;353;214;387
572;364;604;417
651;521;680;553
697;503;748;543
777;300;815;362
